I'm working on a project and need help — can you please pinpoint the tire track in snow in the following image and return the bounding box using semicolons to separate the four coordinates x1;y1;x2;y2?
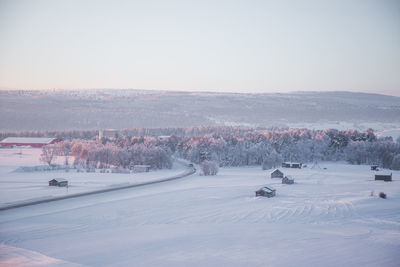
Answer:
264;196;361;224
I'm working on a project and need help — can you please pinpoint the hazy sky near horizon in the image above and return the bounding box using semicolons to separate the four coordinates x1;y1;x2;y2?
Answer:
0;0;399;96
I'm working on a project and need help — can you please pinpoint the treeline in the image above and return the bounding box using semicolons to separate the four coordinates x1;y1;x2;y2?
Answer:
42;138;172;170
10;126;400;170
171;128;400;170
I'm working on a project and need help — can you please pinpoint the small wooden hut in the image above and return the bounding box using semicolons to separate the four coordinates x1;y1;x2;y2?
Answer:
282;162;302;168
49;178;68;187
270;169;284;178
282;176;294;184
291;162;302;169
255;186;276;198
375;173;392;182
282;162;291;168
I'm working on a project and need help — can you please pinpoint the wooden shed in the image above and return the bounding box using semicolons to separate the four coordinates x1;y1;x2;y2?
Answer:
271;169;284;178
291;162;302;169
282;176;294;184
49;178;68;187
255;186;276;198
375;173;392;182
282;162;291;168
282;162;302;169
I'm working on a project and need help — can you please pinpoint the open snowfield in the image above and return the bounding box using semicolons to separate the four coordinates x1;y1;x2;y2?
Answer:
0;148;186;208
0;151;399;266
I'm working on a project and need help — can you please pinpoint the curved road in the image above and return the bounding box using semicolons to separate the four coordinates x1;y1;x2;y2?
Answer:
0;163;196;211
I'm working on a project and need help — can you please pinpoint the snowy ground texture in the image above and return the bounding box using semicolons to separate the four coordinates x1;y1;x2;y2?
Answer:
0;150;400;266
0;148;185;208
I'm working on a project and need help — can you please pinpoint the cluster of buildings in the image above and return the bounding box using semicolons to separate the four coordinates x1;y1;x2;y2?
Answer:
256;168;296;198
271;169;295;184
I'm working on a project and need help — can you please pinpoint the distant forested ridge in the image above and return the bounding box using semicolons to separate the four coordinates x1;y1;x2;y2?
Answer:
1;90;399;131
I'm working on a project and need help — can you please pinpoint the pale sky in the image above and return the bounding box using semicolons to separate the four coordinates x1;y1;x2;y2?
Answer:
0;0;399;95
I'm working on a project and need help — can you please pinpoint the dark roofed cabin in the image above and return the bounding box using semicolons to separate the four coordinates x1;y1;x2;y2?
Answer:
291;163;302;169
271;169;284;178
255;186;276;198
375;173;392;182
282;162;302;168
282;176;294;184
282;162;291;168
49;178;68;187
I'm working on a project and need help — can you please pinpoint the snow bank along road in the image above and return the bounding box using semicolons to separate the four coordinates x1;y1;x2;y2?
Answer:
0;163;399;267
0;165;196;211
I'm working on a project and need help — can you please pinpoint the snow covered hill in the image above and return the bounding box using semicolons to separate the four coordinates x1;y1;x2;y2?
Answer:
1;90;399;131
0;163;399;266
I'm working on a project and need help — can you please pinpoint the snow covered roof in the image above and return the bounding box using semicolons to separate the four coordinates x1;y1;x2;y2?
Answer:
375;172;392;176
259;186;275;192
50;178;68;182
271;169;283;174
1;137;57;144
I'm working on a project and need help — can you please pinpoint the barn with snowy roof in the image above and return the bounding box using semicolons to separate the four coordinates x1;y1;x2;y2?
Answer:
0;137;61;148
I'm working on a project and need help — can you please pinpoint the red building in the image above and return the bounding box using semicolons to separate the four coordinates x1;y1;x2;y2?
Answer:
0;137;61;148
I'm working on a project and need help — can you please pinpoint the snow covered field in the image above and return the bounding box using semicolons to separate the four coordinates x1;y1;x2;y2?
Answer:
0;152;399;266
0;148;186;208
0;167;186;208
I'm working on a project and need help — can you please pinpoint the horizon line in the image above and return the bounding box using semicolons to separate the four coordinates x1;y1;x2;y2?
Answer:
0;87;399;97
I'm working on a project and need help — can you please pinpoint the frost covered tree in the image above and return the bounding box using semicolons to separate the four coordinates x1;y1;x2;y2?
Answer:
64;138;174;170
57;140;71;166
200;160;219;176
262;149;282;170
28;126;400;170
40;144;57;166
